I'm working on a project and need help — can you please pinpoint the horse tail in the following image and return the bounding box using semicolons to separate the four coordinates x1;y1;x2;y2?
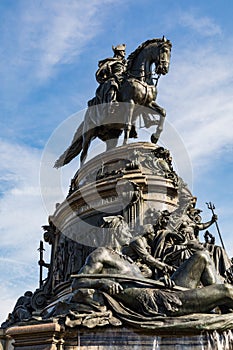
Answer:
54;121;84;168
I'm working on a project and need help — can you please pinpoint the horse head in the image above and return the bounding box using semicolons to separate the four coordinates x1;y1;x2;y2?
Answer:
155;36;172;75
126;37;172;82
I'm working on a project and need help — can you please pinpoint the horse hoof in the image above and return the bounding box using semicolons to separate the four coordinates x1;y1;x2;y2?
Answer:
151;134;158;144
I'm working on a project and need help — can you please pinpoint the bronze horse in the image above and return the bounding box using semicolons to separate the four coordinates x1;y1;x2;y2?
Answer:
55;37;172;168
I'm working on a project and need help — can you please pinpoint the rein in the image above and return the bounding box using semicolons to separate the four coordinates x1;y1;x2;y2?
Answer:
126;68;160;83
154;74;161;87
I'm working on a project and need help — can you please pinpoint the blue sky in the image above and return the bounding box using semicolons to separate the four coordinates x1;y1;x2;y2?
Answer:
1;0;233;323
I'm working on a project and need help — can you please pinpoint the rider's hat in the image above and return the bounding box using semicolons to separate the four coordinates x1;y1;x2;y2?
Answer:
112;44;126;52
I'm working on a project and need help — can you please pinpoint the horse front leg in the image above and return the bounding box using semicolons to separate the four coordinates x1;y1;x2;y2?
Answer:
150;102;166;144
123;100;134;145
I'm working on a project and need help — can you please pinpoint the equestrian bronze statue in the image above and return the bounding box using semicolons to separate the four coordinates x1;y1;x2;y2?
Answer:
55;37;172;168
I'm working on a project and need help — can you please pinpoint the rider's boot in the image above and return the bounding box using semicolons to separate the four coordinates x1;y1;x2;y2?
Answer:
107;89;118;114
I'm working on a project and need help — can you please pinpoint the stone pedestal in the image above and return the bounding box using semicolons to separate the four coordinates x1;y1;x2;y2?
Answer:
0;330;6;350
0;328;13;350
5;323;233;349
0;329;5;350
51;142;191;247
6;323;64;350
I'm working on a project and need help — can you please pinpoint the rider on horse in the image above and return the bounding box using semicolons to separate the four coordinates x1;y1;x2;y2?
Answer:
93;44;160;130
54;38;172;168
91;44;127;113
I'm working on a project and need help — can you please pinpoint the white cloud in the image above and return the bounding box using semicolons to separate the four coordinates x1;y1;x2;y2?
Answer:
0;259;39;324
0;0;125;113
179;11;222;36
20;1;104;80
3;0;122;83
0;140;48;323
159;42;233;168
0;140;49;251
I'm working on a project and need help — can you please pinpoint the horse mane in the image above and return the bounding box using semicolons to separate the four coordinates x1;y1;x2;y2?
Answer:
126;38;171;72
